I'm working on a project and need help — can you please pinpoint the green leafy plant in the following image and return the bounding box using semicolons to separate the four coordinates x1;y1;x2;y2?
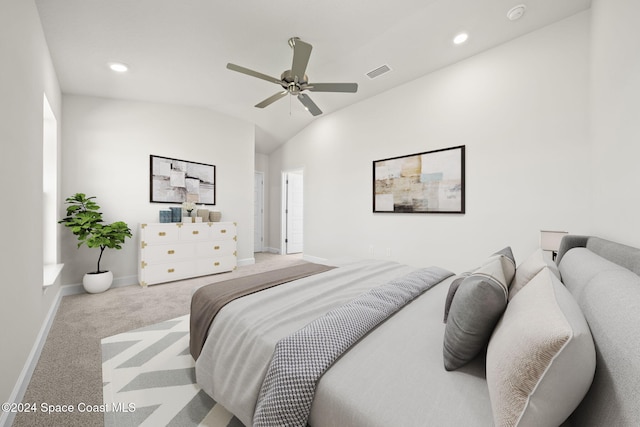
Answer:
59;193;132;274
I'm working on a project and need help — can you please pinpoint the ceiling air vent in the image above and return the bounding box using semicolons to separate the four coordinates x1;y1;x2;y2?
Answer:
366;64;392;79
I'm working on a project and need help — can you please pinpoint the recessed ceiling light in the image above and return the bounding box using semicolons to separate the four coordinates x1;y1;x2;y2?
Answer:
453;33;468;45
108;62;129;73
507;4;527;21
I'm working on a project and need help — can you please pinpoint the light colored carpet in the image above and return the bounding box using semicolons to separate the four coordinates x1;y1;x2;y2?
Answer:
13;253;305;427
102;315;241;427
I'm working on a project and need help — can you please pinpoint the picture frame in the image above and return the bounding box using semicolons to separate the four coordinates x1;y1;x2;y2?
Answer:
373;145;465;214
150;155;216;205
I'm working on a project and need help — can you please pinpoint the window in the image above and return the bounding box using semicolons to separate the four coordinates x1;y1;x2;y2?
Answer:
43;94;62;287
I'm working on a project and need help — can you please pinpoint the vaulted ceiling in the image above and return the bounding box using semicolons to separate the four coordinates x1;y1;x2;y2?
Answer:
35;0;591;153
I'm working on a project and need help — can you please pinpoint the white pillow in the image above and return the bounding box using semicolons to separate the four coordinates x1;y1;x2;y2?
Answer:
486;268;595;427
508;248;547;300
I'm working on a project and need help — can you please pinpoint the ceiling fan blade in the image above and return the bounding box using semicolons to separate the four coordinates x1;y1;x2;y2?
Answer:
226;63;282;85
307;82;358;93
291;39;312;82
297;93;322;116
255;91;288;108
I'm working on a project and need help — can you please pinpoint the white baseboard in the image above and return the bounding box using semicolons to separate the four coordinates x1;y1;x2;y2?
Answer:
60;274;139;296
237;257;256;266
264;247;281;254
60;283;84;296
0;287;63;427
113;274;139;288
302;254;329;264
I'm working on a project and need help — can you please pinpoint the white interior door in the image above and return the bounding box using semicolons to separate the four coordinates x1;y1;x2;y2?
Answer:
285;171;303;254
254;171;264;252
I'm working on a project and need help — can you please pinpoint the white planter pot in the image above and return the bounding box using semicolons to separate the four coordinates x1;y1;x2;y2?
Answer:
82;271;113;294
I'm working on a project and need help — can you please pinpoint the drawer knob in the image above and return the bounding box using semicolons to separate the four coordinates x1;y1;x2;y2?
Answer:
214;262;220;266
220;229;227;233
193;230;199;235
159;232;166;236
214;245;220;250
168;268;175;273
167;250;175;255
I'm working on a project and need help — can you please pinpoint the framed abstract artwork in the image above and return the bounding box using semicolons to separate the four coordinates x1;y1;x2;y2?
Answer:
150;155;216;205
373;145;465;213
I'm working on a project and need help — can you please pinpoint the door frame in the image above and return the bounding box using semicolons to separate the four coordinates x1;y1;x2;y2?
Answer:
254;171;264;253
281;169;304;254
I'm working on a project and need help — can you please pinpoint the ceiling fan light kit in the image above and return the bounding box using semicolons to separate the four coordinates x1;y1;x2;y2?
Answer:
226;37;358;116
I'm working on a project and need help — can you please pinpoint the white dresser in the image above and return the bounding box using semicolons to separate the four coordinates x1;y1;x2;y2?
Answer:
138;222;237;286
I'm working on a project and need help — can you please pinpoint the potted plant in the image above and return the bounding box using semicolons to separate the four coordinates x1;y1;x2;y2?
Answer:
59;193;132;293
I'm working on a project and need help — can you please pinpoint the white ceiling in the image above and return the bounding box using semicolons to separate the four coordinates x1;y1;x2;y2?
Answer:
35;0;591;153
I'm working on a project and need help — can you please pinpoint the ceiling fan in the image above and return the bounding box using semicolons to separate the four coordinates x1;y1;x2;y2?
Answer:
226;37;358;116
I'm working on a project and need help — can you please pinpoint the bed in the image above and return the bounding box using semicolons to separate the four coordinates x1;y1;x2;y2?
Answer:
190;236;640;427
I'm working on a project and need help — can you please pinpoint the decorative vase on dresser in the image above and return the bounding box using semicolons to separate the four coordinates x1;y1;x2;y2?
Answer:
138;221;237;287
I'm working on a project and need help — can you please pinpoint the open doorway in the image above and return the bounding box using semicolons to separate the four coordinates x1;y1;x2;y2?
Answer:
282;170;303;254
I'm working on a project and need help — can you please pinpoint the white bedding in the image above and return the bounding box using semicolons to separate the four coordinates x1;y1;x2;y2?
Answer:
195;259;493;426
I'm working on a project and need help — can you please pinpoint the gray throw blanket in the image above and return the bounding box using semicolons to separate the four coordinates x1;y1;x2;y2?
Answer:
190;263;335;360
252;266;454;427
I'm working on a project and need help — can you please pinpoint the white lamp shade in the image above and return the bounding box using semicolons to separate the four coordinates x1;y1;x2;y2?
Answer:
540;230;568;251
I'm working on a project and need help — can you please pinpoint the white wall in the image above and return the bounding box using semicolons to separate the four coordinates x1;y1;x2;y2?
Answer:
269;12;591;272
255;152;270;175
6;0;638;417
590;0;640;247
61;95;255;286
0;0;62;408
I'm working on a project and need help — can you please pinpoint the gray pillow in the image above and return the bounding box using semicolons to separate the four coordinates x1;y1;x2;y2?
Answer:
443;247;515;323
442;273;469;323
443;247;515;371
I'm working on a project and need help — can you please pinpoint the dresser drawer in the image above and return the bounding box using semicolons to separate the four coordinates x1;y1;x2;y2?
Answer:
196;256;237;276
142;224;180;244
210;223;236;240
195;240;236;257
142;260;196;284
142;242;196;263
179;223;211;242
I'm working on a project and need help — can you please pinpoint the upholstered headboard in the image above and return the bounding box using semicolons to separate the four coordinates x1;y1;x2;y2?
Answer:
557;235;640;276
556;236;640;426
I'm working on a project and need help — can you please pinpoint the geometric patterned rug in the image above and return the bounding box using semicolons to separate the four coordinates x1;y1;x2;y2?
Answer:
101;315;244;427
